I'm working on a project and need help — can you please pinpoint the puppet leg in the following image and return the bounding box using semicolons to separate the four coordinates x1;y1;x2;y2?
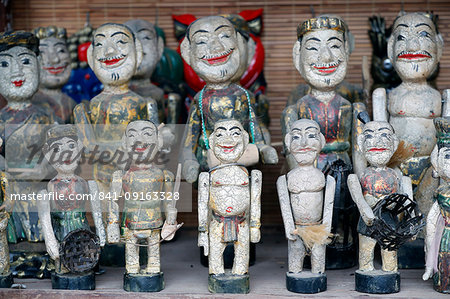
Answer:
124;228;140;274
209;218;226;275
311;243;326;274
381;248;398;272
359;234;376;271
288;236;306;273
233;221;250;275
146;229;161;274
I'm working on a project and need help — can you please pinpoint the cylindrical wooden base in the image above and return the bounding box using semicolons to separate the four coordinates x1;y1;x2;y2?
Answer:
51;271;95;290
123;272;164;292
208;272;249;294
286;272;327;294
355;270;400;294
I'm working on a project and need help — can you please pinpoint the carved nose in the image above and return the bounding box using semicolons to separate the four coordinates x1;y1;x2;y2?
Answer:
406;37;420;51
10;59;24;76
105;45;116;55
319;46;333;62
211;38;224;52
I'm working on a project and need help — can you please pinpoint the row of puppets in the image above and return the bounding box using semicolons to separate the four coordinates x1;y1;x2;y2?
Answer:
0;8;448;295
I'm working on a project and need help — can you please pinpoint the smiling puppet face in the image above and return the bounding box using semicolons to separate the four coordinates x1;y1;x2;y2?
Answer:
285;119;325;166
358;121;399;168
88;23;142;86
389;13;442;82
123;120;163;163
180;16;245;85
293;16;349;91
34;26;72;89
0;46;39;102
209;119;249;164
44;125;83;175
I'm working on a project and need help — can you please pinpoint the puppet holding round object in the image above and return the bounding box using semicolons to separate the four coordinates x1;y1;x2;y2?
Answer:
107;120;178;292
180;15;277;184
198;119;261;293
277;119;335;293
423;117;450;294
38;125;105;290
348;115;423;294
32;26;76;124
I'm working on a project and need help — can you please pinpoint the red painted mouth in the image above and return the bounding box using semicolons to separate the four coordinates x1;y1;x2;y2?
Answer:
12;80;24;87
203;50;233;65
368;148;387;152
102;57;124;66
219;145;235;153
293;147;314;153
63;160;71;165
398;53;431;60
134;146;148;153
43;66;66;75
314;66;338;73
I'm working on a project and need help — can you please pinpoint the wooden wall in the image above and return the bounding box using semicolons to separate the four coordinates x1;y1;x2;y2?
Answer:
11;0;450;226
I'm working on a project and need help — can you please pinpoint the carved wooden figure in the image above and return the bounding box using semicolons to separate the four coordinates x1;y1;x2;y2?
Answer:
73;23;169;193
107;120;178;292
198;119;261;293
277;119;335;293
180;16;277;183
32;26;76;124
38;125;105;290
0;31;54;243
125;20;180;125
348;117;414;294
372;12;449;229
423;117;450;294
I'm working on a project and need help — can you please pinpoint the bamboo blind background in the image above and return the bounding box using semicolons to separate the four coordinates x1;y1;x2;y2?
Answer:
10;0;450;226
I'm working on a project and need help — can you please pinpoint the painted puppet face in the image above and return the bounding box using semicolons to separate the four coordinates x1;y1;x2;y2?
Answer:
210;120;248;163
437;147;450;180
125;20;161;79
286;119;324;166
182;16;242;84
0;46;39;101
39;37;72;89
46;136;82;174
89;24;139;86
124;120;159;162
296;29;348;90
359;121;398;167
389;13;441;82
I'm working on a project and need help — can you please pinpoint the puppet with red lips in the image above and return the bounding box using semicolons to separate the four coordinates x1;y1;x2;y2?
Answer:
198;119;261;293
73;23;165;194
0;31;54;243
282;15;365;176
372;12;450;268
179;15;277;184
348;117;414;294
277;119;336;293
32;26;77;124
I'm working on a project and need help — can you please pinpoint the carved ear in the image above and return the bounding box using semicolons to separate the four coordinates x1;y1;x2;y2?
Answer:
436;33;444;62
293;41;301;74
157;36;164;61
135;38;143;68
87;44;94;69
208;131;215;149
180;37;191;66
243;129;249;150
236;32;246;62
392;134;399;153
387;35;394;63
430;145;439;174
284;133;292;151
319;132;326;150
357;134;365;154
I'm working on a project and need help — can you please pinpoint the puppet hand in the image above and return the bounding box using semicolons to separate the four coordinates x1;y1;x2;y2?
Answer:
198;231;209;256
182;160;200;183
250;227;261;243
259;145;278;164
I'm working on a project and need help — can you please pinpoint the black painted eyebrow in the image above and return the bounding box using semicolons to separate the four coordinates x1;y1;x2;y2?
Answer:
0;53;12;57
378;127;391;131
215;25;231;32
230;126;242;131
111;31;130;38
54;42;65;47
305;126;319;131
18;53;33;57
127;128;137;133
137;28;153;33
395;23;409;30
95;33;106;38
192;29;209;38
216;126;227;131
328;36;342;43
363;129;374;133
306;37;321;42
50;142;62;147
415;23;432;29
142;126;154;131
